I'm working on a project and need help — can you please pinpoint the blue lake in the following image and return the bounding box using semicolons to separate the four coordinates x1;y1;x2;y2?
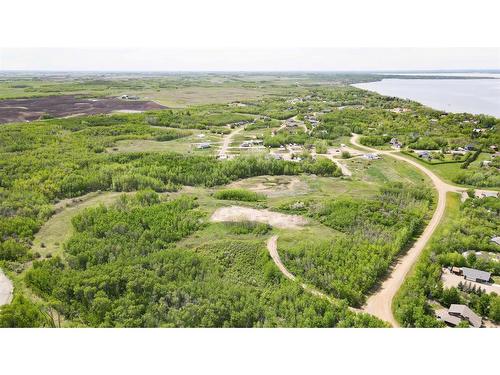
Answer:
353;77;500;118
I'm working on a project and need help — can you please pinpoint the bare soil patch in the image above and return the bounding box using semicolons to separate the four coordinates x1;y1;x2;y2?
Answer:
0;95;165;124
228;176;310;197
210;206;308;229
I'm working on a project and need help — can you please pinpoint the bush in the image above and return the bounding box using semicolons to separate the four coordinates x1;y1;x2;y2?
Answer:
0;239;30;261
213;189;265;202
224;221;271;235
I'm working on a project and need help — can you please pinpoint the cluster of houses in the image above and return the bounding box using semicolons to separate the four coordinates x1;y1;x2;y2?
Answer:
436;266;496;327
285;118;301;128
416;144;476;160
240;139;263;148
304;114;319;127
390;107;411;114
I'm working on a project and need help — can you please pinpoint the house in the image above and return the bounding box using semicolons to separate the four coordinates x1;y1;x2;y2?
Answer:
363;153;380;160
461;267;491;283
480;191;498;198
196;142;211;149
389;137;402;149
436;309;462;327
482;160;492;167
492;152;500;158
490;236;500;246
448;304;482;328
490;145;498;151
417;151;430;159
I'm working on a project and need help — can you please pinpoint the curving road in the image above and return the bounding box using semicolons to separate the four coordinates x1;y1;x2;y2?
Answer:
267;235;363;312
350;134;498;327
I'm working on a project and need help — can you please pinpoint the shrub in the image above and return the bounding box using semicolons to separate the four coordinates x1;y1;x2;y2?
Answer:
213;189;265;202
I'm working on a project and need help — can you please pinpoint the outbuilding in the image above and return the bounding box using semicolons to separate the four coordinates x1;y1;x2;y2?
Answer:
461;267;491;283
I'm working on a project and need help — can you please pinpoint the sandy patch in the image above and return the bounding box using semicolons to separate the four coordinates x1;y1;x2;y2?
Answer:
210;206;308;229
228;176;309;197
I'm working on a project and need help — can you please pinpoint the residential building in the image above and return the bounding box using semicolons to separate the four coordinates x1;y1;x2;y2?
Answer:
461;267;491;283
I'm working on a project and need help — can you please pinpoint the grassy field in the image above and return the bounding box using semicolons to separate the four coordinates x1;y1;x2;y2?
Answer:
32;192;128;258
399;152;499;189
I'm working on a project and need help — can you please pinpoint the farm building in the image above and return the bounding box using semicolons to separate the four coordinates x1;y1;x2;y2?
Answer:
461;267;491;283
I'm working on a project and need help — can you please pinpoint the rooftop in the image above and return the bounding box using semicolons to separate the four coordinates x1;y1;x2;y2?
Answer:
448;304;482;328
462;267;491;282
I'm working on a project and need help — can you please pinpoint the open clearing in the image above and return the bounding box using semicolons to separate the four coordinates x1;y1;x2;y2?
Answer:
0;95;165;124
210;206;308;229
32;192;127;258
140;86;281;107
228;175;310;197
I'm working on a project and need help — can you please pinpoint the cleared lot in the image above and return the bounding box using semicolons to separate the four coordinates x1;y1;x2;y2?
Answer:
210;205;308;229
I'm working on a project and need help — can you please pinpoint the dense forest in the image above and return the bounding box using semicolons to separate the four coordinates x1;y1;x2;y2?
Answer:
279;183;433;306
2;192;384;327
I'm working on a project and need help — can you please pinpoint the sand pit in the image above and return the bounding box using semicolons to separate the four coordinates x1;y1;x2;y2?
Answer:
210;206;308;229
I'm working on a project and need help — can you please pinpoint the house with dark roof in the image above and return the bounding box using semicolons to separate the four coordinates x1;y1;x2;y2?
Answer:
461;267;491;283
448;304;482;328
436;309;462;327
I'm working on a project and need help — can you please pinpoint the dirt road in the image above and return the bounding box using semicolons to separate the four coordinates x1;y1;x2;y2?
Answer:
218;126;243;158
351;134;452;327
0;269;13;307
350;135;498;326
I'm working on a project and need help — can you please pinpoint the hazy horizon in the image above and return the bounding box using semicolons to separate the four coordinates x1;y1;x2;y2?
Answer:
1;48;499;72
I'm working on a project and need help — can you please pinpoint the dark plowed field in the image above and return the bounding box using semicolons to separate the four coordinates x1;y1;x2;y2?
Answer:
0;95;166;124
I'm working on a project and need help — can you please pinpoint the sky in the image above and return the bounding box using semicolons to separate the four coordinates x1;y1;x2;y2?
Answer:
1;48;499;71
1;0;499;71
